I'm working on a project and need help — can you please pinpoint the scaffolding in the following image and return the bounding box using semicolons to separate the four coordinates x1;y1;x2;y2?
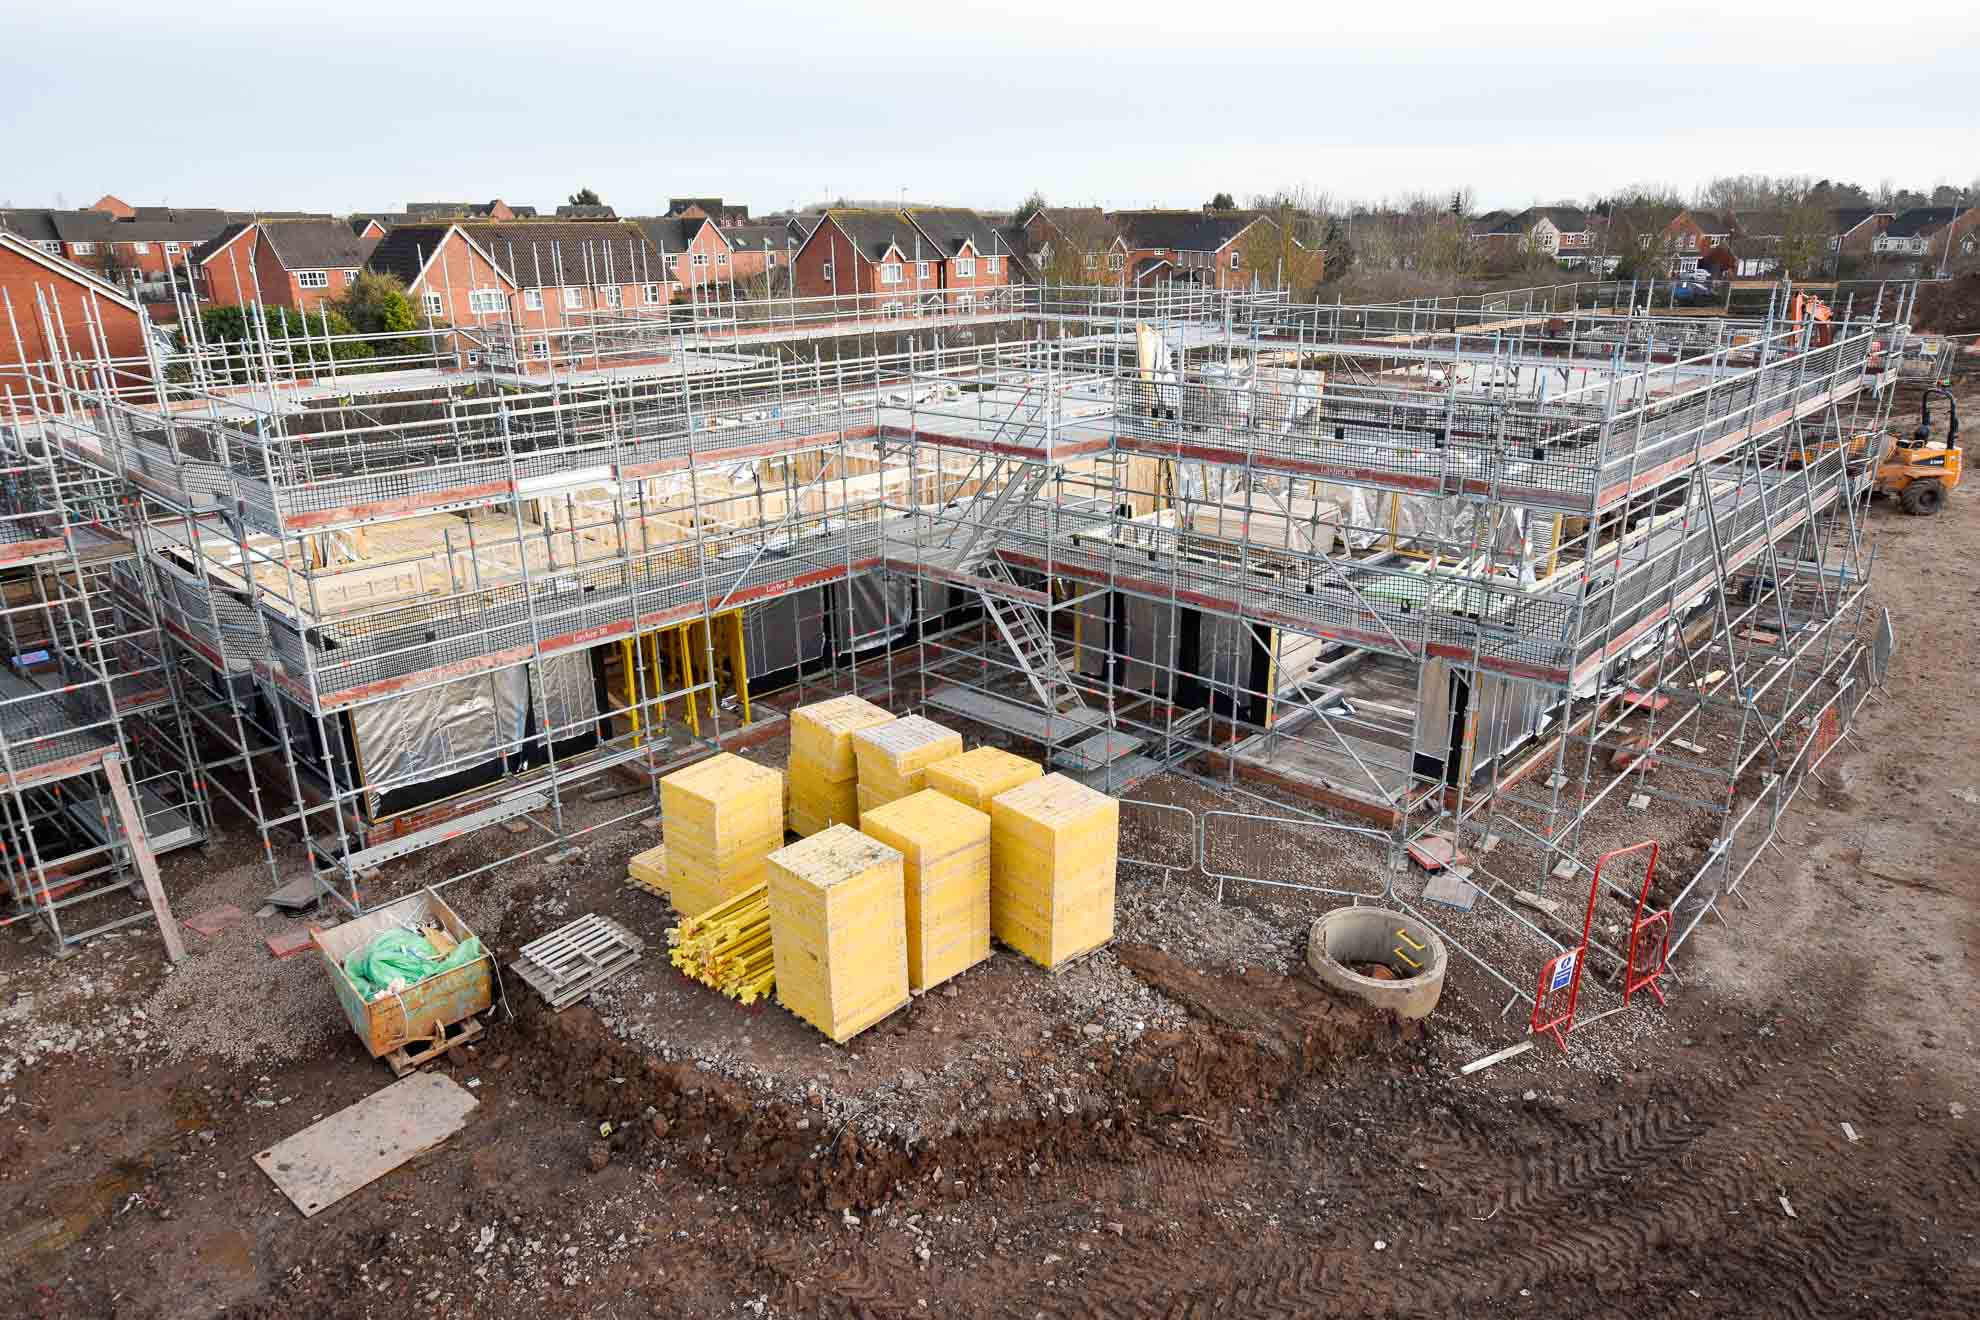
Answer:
1;260;1908;1009
0;288;209;955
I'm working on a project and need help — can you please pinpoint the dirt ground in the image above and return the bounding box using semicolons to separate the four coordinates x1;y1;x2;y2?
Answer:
4;382;1980;1318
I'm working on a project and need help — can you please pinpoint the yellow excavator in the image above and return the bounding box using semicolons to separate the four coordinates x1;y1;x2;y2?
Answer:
1875;387;1962;516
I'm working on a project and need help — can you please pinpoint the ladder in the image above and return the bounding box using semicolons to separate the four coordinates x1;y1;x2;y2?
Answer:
976;557;1091;717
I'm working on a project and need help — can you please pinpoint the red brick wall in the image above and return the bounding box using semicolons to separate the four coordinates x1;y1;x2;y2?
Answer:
793;221;868;300
670;224;732;291
199;228;262;309
0;245;146;413
939;244;1010;305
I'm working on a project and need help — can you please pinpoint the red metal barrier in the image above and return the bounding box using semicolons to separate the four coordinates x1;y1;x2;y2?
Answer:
1530;840;1662;1049
1625;909;1672;1006
1530;947;1582;1049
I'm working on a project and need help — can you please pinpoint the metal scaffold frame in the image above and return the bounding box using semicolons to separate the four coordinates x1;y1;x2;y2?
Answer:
2;254;1910;1006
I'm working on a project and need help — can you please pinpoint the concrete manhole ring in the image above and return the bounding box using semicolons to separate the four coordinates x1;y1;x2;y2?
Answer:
1306;907;1448;1019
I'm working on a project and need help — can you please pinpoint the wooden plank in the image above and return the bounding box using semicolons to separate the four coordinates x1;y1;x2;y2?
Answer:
253;1073;477;1218
102;754;184;963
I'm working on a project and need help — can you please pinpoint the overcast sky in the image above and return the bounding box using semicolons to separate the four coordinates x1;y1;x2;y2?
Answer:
4;1;1974;215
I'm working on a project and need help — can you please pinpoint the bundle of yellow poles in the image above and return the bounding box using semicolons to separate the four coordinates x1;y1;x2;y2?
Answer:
666;882;775;1005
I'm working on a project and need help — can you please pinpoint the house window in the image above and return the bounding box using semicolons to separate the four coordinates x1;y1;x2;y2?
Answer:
1083;253;1097;269
468;288;505;314
691;253;710;267
985;256;999;274
1229;251;1241;270
1107;253;1124;271
821;261;834;282
524;288;543;311
563;287;584;309
531;338;549;360
883;301;904;318
422;292;444;316
296;270;329;289
956;294;976;314
881;262;903;285
130;241;150;255
36;240;60;256
643;283;662;305
602;286;622;309
716;251;728;266
767;252;778;266
466;351;481;367
342;268;359;283
71;242;97;255
164;242;181;254
955;256;975;277
916;261;930;279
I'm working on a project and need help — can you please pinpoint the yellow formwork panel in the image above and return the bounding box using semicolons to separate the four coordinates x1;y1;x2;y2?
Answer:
767;824;909;1043
852;715;963;808
860;789;991;992
788;757;860;837
988;773;1120;969
628;842;669;890
660;753;784;918
924;746;1044;812
789;696;895;782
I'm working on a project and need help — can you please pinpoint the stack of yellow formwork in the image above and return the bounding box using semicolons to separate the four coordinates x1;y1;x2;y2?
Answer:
924;746;1043;813
859;789;990;992
787;696;895;837
852;715;963;819
660;753;784;918
626;842;669;900
988;773;1120;970
766;824;909;1043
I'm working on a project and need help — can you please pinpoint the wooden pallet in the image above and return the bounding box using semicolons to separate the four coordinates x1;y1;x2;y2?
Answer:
383;1016;484;1079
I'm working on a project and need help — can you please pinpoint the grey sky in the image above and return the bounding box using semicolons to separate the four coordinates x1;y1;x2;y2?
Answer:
4;0;1974;215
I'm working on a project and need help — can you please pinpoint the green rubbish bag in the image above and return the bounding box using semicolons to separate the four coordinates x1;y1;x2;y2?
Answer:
343;927;485;1002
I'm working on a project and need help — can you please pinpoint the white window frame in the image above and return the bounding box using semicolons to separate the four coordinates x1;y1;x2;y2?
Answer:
767;252;778;267
342;267;359;283
523;288;543;311
422;291;444;316
1084;253;1098;269
716;251;728;266
36;240;60;256
296;269;329;289
468;288;505;315
985;255;999;274
531;338;549;360
164;241;181;254
130;241;150;255
1229;251;1241;270
602;285;622;309
643;283;663;305
955;256;976;277
70;242;96;255
1107;252;1124;271
821;261;835;282
691;252;710;268
881;262;903;285
563;287;584;309
882;300;905;318
956;293;976;315
916;261;930;279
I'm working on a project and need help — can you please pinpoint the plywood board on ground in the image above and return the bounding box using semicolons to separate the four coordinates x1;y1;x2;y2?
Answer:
253;1073;477;1218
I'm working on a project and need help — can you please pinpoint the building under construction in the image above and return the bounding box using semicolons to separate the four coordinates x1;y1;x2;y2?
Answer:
0;267;1907;1005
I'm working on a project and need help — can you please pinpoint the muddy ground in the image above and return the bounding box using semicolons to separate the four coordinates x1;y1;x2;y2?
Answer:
4;384;1979;1318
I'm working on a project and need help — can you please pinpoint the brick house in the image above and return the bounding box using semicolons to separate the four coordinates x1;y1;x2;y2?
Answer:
668;198;751;226
792;207;1012;313
0;230;149;413
195;219;378;313
719;223;797;283
1110;210;1284;289
1874;207;1980;270
634;217;733;291
367;220;670;367
406;200;534;221
0;207;233;297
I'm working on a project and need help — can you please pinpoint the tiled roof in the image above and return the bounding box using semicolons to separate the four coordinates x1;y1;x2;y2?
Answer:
903;207;1006;259
1111;210;1264;252
257;218;377;271
371;221;667;290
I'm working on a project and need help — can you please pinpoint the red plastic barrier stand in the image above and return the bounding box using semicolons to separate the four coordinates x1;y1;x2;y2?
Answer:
1625;910;1672;1005
1530;948;1582;1050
